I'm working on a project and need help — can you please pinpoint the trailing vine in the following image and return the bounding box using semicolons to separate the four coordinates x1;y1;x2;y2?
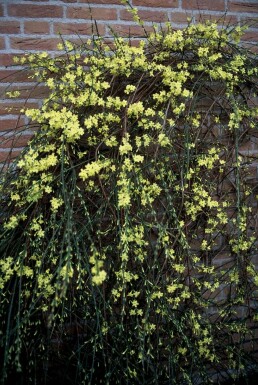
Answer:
0;6;258;384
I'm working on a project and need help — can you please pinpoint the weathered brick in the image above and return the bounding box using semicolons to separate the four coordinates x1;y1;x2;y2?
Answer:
0;118;26;132
8;4;63;18
0;134;32;149
53;22;105;36
197;13;238;25
66;7;118;20
0;54;23;67
0;69;30;83
0;21;20;35
108;24;154;36
10;37;61;51
0;150;22;163
79;0;122;3
2;85;49;100
132;0;178;7
240;17;258;29
171;12;195;24
228;1;258;13
238;137;254;152
120;9;169;23
182;0;225;11
0;102;38;116
24;21;50;35
213;253;235;267
203;283;229;301
0;37;5;50
242;30;258;41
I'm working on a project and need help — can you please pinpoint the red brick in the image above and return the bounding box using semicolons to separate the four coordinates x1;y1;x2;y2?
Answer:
0;37;5;50
132;0;178;7
120;9;169;23
197;13;238;25
58;37;96;47
8;4;63;18
240;17;258;29
0;150;22;163
108;24;154;37
228;1;258;13
53;22;105;36
0;134;32;149
0;54;24;67
171;12;195;24
238;138;254;152
0;118;26;132
182;0;225;11
0;69;29;83
0;102;38;115
28;85;49;100
2;85;49;100
242;31;258;42
246;43;258;53
79;0;122;3
66;7;117;20
0;21;20;35
10;37;61;51
24;21;50;35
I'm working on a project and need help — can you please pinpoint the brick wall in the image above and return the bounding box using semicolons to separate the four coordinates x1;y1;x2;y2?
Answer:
0;0;258;162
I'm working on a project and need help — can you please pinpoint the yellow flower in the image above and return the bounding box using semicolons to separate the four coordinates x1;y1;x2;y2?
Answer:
124;84;136;94
158;133;170;147
50;197;63;213
119;135;132;155
118;189;131;208
4;215;19;230
92;269;106;285
133;155;144;163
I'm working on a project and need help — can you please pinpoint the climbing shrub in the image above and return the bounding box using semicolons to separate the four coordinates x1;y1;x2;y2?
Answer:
0;11;258;385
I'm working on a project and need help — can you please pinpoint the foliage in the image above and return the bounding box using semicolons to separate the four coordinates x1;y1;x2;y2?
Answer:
0;9;258;385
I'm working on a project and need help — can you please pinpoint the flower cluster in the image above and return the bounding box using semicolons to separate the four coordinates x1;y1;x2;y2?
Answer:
0;9;258;385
